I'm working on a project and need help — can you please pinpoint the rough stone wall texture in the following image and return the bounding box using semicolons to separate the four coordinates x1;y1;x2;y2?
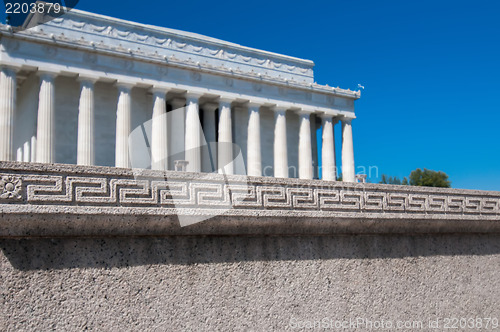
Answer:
1;234;500;331
1;163;499;330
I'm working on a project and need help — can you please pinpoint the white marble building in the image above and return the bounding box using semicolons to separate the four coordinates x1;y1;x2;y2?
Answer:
0;9;360;182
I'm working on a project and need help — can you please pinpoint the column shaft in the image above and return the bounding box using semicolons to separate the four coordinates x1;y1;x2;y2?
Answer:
0;67;17;161
36;73;56;163
247;104;261;176
341;118;355;182
115;84;132;168
151;89;168;170
16;147;22;162
273;109;288;178
321;116;336;181
77;79;96;166
184;94;201;172
218;100;233;175
30;135;36;162
298;112;313;180
23;141;30;162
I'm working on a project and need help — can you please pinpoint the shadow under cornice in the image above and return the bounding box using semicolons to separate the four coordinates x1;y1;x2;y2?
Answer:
2;233;500;271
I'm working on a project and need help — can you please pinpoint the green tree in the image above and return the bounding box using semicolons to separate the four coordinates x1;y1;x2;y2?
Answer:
409;168;451;188
379;174;407;185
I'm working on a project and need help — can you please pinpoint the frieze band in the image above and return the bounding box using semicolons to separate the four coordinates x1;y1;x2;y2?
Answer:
1;164;499;217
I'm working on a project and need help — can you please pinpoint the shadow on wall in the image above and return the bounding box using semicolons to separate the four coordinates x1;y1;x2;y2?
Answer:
2;234;500;271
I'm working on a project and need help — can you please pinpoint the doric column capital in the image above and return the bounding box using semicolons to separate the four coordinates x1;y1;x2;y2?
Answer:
37;70;58;81
272;105;288;115
77;75;99;85
150;86;169;96
340;116;355;124
185;91;203;103
319;112;334;120
203;102;218;113
247;101;261;110
320;113;342;126
0;64;21;74
295;108;314;117
218;97;233;108
115;81;135;91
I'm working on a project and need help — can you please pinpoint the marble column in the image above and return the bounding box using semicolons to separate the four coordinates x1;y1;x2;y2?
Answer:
23;141;30;162
30;135;37;162
115;82;133;168
36;72;56;163
218;98;233;175
273;107;288;178
247;103;261;176
202;103;217;172
0;66;18;161
16;147;22;162
297;110;313;180
77;77;97;166
150;87;169;171
341;117;355;182
184;92;202;172
321;115;337;181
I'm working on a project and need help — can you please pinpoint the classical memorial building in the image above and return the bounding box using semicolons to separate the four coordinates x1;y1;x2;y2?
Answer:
0;9;359;182
1;9;499;331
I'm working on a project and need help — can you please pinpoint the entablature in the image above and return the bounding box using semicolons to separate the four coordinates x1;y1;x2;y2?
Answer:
0;32;357;115
0;9;360;105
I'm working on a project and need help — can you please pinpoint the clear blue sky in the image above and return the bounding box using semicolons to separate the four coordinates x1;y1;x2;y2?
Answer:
2;0;499;190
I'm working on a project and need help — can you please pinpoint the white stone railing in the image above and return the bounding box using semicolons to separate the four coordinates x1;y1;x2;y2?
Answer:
0;162;499;238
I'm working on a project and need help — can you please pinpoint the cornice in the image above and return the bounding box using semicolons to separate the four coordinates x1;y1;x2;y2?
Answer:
68;9;315;67
18;11;315;79
0;12;361;100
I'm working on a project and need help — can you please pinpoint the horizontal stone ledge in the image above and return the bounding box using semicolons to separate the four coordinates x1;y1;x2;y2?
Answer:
0;161;499;238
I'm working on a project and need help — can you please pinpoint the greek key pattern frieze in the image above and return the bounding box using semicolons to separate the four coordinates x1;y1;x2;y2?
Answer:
0;171;499;216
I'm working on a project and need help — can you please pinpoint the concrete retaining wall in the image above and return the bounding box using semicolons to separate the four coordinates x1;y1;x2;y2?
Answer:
1;162;499;331
2;235;500;331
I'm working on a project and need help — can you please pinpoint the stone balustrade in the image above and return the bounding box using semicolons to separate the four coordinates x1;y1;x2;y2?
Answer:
0;161;499;238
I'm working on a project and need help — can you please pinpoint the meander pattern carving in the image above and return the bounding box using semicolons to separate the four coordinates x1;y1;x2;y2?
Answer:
0;172;499;215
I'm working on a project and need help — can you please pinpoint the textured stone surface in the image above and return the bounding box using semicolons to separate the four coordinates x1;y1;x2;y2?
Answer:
1;234;500;331
1;163;499;330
